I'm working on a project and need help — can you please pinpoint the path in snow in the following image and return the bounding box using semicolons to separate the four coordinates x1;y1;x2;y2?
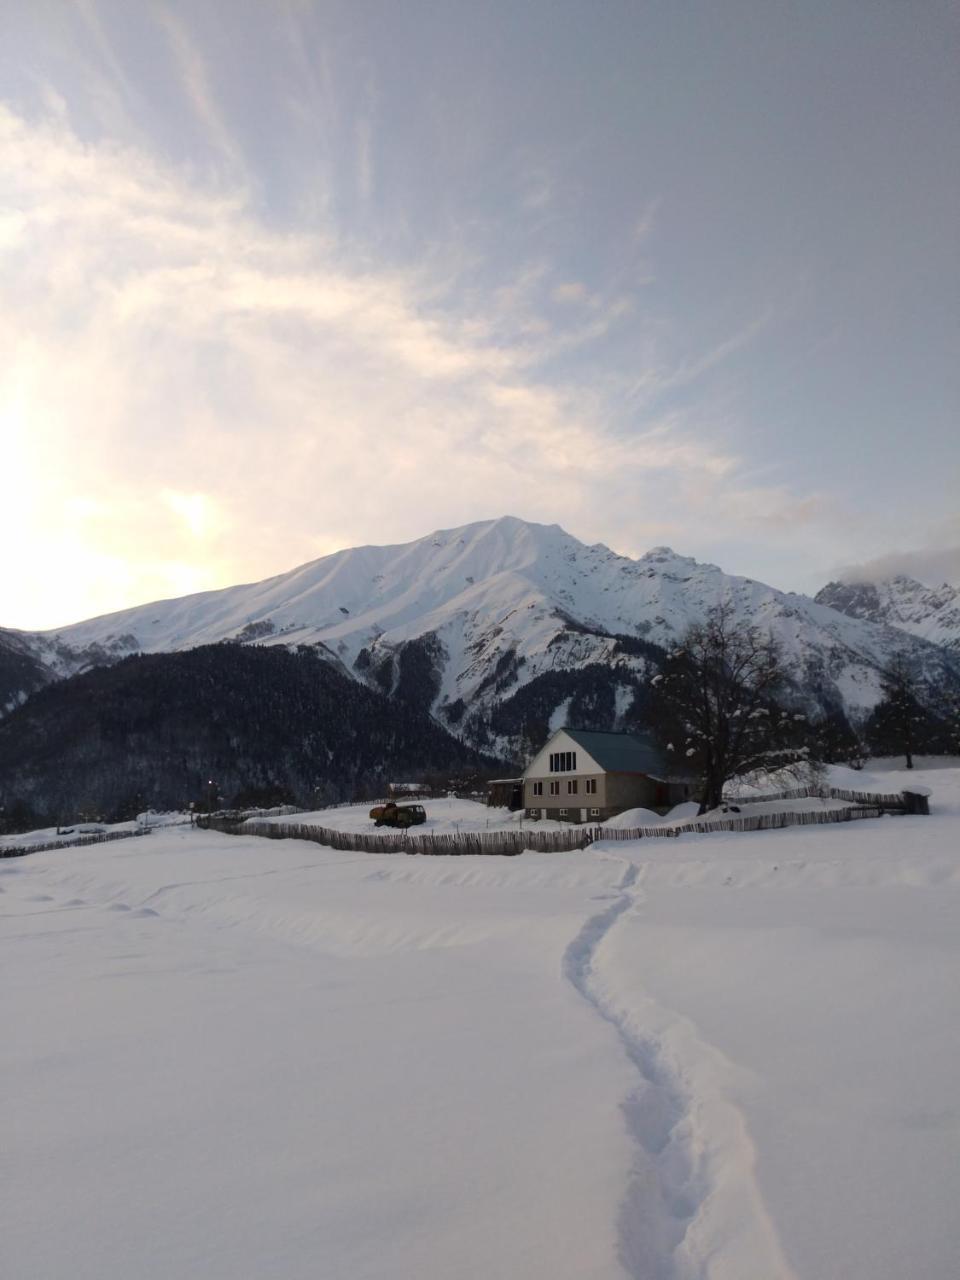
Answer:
563;856;698;1279
563;849;797;1280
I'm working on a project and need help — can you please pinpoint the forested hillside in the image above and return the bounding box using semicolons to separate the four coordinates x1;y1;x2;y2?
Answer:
0;628;52;714
0;645;499;829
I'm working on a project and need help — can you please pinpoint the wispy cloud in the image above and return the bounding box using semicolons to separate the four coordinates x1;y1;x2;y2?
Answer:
519;165;553;211
152;4;244;171
633;197;660;241
625;308;775;406
552;281;588;305
74;0;130;85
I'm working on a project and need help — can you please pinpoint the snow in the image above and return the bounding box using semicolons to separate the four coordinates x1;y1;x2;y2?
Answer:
3;764;959;1279
602;795;857;831
593;766;960;1280
0;811;190;854
827;755;957;788
258;796;583;835
603;806;666;828
0;821;136;852
549;695;573;733
817;575;960;653
266;793;842;838
16;516;953;722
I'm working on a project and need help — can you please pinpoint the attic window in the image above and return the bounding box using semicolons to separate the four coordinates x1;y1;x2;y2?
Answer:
549;751;577;772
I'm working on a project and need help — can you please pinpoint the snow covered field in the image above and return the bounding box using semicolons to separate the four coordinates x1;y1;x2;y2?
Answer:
264;795;543;835
262;789;860;839
0;812;191;854
4;764;959;1279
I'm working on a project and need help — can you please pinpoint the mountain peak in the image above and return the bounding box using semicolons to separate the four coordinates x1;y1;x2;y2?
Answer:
638;546;716;575
816;575;960;653
4;520;959;738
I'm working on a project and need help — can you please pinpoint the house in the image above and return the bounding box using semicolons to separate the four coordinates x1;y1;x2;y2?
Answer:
523;727;693;823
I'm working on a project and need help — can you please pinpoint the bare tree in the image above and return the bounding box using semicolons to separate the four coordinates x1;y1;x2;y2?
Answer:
651;602;808;812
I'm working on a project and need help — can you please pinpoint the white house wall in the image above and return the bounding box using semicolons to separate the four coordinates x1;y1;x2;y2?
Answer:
523;729;603;778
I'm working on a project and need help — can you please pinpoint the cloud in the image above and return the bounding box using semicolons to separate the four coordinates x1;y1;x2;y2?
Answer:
633;198;660;241
833;546;960;588
624;308;775;407
152;5;244;171
161;490;229;541
829;513;960;587
0;104;826;627
552;282;588;304
519;166;553;211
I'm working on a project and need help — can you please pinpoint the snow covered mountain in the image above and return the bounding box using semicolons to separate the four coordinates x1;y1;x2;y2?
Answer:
4;517;959;749
815;576;960;654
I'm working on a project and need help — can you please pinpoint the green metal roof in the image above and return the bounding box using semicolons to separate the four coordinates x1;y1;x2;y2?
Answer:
561;728;671;777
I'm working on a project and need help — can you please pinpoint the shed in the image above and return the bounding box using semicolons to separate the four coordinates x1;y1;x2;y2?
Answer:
486;777;524;810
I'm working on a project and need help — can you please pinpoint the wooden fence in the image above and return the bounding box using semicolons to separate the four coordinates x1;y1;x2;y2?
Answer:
0;826;152;860
196;796;911;855
604;804;896;839
2;787;923;863
199;816;595;856
724;783;907;808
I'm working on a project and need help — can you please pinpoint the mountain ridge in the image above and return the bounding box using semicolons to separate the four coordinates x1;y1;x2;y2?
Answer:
815;575;960;654
3;517;959;755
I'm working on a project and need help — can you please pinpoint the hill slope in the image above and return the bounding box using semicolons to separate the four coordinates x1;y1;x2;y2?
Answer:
0;645;496;826
0;628;53;714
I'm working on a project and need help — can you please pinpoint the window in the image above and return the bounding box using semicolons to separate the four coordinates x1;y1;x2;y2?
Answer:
590;808;600;817
567;779;578;795
532;781;543;796
549;751;577;772
529;807;541;819
559;808;567;816
585;778;597;795
549;780;560;796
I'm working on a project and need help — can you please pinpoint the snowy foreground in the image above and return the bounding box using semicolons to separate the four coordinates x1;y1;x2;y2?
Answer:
4;765;959;1280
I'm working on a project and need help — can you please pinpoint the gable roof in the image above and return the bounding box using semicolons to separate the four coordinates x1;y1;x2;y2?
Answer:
560;728;669;777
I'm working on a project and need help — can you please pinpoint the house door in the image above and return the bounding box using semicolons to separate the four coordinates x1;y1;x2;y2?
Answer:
580;808;588;823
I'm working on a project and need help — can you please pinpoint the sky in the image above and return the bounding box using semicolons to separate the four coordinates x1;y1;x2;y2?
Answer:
1;0;958;630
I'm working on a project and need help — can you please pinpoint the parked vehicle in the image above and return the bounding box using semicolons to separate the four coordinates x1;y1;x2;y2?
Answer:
368;801;427;829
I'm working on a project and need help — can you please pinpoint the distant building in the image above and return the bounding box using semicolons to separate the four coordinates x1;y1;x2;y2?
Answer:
523;728;693;823
387;782;430;798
